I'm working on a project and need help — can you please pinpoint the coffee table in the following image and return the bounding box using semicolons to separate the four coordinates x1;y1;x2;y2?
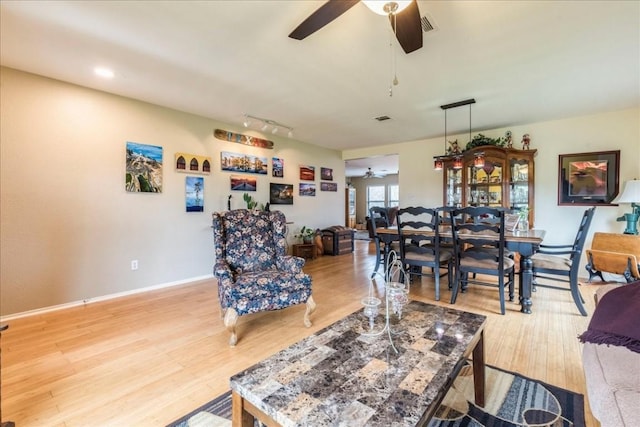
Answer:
230;300;487;426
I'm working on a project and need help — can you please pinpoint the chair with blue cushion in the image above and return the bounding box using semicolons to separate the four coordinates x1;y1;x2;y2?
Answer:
212;209;316;346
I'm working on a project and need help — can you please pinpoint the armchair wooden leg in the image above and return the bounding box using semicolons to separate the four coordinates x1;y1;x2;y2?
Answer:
304;296;316;327
224;308;239;347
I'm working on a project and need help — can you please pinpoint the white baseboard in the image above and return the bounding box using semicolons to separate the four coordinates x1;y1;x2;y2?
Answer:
0;274;214;322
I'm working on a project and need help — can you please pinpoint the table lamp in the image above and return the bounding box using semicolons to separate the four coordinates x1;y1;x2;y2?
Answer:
614;179;640;235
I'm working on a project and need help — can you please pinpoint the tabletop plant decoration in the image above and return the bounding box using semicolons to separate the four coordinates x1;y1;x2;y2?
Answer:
294;226;315;243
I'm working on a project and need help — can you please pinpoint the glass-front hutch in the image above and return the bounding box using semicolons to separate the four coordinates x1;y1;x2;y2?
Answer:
442;146;536;226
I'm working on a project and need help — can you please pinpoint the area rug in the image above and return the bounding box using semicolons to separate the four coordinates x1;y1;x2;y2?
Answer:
353;230;371;241
166;364;585;427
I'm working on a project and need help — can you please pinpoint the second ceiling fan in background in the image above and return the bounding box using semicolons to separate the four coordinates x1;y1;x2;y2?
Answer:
289;0;424;54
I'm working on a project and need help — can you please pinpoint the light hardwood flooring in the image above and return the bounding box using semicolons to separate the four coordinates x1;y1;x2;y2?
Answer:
2;240;602;426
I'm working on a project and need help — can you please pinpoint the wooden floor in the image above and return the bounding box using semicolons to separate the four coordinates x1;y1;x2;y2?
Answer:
1;240;602;426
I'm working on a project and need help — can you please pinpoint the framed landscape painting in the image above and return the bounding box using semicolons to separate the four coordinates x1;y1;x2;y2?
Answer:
220;151;268;175
270;183;294;205
558;150;619;205
299;165;315;181
321;167;333;181
299;183;316;197
321;182;338;192
272;157;284;178
125;141;163;193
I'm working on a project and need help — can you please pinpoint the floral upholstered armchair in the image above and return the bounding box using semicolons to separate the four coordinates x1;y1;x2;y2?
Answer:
212;209;315;346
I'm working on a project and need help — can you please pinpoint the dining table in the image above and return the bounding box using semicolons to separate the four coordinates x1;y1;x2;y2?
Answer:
376;227;546;314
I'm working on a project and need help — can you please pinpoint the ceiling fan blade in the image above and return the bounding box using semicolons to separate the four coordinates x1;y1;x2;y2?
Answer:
390;0;423;54
289;0;360;40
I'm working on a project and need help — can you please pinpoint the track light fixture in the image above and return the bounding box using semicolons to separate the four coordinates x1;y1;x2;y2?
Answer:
243;114;294;139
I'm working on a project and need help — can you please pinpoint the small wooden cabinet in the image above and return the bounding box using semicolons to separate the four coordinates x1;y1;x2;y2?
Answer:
441;146;537;226
293;243;316;260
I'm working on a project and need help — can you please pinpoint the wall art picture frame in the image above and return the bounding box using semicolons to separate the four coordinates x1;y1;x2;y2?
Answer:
175;152;211;174
320;182;338;192
230;175;257;191
220;151;268;175
299;183;316;196
299;165;315;181
270;183;294;205
558;150;620;205
185;176;204;212
272;157;284;177
125;141;163;193
321;167;333;181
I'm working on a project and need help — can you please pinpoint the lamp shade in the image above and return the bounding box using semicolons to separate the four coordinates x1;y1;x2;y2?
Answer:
362;1;412;15
614;179;640;204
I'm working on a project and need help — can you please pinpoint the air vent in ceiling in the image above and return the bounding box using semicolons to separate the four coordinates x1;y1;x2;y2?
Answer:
374;115;391;122
421;15;435;33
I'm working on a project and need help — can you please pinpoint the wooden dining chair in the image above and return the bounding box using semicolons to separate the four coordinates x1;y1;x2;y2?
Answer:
450;206;515;315
396;206;453;301
530;207;596;316
368;206;399;278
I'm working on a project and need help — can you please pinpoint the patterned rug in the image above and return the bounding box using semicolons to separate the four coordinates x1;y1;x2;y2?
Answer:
166;364;585;427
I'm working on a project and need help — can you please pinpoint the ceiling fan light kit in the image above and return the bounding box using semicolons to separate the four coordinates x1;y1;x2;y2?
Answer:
289;0;424;54
363;167;386;179
243;114;293;139
362;1;412;16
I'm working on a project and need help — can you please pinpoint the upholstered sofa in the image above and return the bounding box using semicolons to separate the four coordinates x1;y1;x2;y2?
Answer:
581;283;640;427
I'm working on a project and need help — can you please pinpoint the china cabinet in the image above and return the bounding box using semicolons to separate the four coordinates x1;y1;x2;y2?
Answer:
441;146;537;226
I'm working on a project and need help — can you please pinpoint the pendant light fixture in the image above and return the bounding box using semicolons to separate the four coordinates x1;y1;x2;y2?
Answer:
473;152;485;168
434;98;477;171
468;102;484;168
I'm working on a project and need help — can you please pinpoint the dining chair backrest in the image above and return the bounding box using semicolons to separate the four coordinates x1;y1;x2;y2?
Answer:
369;206;390;239
451;206;507;264
396;206;453;301
396;206;441;253
570;207;596;264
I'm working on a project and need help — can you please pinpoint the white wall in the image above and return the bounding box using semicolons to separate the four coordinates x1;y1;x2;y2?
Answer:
344;108;640;265
0;68;345;316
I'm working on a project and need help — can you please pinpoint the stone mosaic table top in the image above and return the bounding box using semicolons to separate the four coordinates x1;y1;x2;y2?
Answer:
230;300;487;426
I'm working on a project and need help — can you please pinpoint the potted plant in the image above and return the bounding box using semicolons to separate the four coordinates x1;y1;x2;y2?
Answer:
295;226;315;244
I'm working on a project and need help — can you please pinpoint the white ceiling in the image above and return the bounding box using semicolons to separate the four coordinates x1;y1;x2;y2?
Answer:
1;1;638;178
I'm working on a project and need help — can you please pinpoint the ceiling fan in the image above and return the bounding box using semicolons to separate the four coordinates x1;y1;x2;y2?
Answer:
363;168;386;179
289;0;424;54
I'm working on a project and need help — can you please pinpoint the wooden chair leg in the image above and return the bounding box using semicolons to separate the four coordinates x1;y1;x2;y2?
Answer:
304;295;316;327
224;308;239;347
